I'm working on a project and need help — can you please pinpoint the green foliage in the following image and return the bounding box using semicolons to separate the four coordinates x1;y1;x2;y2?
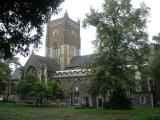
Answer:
25;74;39;84
153;33;160;43
109;89;132;109
48;80;64;100
83;0;150;109
16;74;39;96
16;75;64;105
0;0;64;59
29;82;51;104
0;61;11;97
153;33;160;51
16;80;30;95
151;52;160;81
150;52;160;106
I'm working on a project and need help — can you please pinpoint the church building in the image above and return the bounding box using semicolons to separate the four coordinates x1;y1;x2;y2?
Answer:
10;11;157;107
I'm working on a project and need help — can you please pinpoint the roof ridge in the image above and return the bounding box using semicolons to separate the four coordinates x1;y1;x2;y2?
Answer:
24;54;60;73
32;54;57;61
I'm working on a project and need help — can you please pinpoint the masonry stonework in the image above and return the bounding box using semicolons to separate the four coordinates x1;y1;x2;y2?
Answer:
10;12;158;108
45;11;80;70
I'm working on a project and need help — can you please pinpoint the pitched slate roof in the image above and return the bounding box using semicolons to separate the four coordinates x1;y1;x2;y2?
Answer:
11;67;23;80
65;55;96;69
24;53;60;73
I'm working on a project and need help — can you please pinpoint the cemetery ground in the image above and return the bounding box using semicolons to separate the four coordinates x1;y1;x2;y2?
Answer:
0;103;160;120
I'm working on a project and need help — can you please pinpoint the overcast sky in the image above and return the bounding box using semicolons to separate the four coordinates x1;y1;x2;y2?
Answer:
19;0;160;65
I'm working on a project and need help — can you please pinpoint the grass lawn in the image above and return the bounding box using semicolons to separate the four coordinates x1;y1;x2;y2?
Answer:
0;103;160;120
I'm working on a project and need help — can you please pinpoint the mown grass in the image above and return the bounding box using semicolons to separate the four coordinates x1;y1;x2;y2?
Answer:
0;103;160;120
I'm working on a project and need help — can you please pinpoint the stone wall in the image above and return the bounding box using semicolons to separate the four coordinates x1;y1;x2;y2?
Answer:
45;12;80;70
131;92;153;107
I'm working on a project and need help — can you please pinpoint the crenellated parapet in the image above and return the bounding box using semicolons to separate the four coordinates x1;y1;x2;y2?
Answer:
53;69;90;78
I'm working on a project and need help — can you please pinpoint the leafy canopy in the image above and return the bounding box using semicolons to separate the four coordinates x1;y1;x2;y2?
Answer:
0;0;63;58
151;53;160;81
83;0;150;97
0;60;11;95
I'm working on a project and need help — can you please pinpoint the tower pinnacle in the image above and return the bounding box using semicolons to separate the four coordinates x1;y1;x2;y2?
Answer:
64;10;68;18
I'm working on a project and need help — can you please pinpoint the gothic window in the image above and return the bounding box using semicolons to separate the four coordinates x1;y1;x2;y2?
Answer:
140;96;146;104
11;83;16;94
75;86;79;92
74;92;80;104
53;48;58;58
26;66;37;76
53;42;58;58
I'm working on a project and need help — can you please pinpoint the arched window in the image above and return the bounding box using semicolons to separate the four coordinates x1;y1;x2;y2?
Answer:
74;91;80;104
11;83;16;94
53;42;58;58
75;85;79;92
26;66;37;76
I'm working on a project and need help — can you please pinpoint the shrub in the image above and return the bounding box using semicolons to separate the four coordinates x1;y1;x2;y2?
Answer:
109;89;132;109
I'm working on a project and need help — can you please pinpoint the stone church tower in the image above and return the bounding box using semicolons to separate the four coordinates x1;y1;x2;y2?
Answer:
45;11;81;70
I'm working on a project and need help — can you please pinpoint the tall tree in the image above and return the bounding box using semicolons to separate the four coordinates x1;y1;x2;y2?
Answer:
0;0;63;59
0;61;11;100
152;33;160;51
0;54;21;101
150;51;160;106
83;0;150;109
150;33;160;106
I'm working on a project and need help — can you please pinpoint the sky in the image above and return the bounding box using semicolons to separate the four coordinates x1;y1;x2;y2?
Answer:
19;0;160;66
